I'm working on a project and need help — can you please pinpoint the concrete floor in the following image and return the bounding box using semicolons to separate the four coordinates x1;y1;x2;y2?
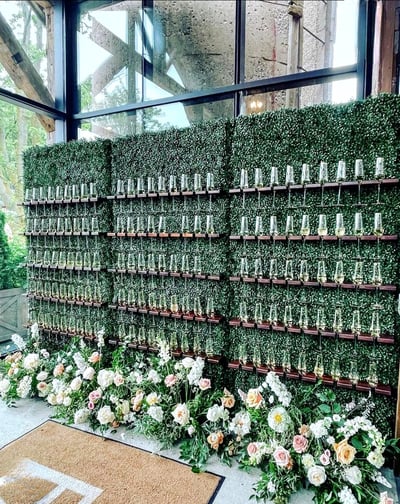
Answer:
0;398;398;504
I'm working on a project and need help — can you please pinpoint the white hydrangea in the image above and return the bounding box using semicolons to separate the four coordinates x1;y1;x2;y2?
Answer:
187;357;205;386
148;369;161;384
74;408;90;425
11;333;26;351
0;378;11;397
17;375;32;398
148;405;164;423
229;411;251;437
343;466;362;485
310;418;331;439
338;486;358;504
23;353;40;371
367;450;385;469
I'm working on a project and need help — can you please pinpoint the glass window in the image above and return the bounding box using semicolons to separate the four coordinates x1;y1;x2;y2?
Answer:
78;98;234;138
240;78;357;115
78;1;235;112
0;1;53;104
245;0;359;82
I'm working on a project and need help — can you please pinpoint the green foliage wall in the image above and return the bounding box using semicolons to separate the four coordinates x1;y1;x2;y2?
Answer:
23;95;400;434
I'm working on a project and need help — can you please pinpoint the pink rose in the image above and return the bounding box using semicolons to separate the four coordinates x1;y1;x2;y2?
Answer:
53;363;64;377
320;449;331;466
247;442;259;457
88;401;95;410
273;447;291;468
293;435;308;453
88;389;102;402
164;374;178;387
198;378;211;391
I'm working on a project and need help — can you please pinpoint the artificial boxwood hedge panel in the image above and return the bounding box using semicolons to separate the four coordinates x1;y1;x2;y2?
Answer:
109;121;233;358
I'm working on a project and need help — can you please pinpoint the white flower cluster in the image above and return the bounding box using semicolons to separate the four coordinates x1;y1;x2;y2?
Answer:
229;411;251;437
97;369;115;389
338;415;384;449
207;404;229;423
0;377;11;397
74;408;90;425
16;375;32;398
262;372;292;407
309;417;332;439
23;353;40;371
158;340;171;365
11;333;26;351
148;369;161;384
371;471;392;488
96;328;105;349
148;405;164;422
73;352;87;373
187;357;205;386
97;405;115;425
338;486;358;504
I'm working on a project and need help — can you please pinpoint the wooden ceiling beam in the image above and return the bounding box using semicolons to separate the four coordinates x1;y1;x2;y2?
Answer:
0;11;54;132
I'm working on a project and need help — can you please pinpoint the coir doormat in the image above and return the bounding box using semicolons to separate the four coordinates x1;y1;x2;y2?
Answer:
0;421;223;504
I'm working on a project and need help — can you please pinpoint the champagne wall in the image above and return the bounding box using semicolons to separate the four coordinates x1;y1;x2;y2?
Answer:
23;95;400;434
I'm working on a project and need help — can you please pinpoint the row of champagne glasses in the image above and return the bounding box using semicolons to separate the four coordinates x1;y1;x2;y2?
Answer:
238;212;383;237
28;247;102;269
115;172;216;196
25;182;98;202
114;284;215;317
235;337;379;388
238;255;383;286
26;215;100;234
33;308;104;337
115;250;207;275
239;157;385;189
237;301;383;338
28;277;103;303
114;213;216;234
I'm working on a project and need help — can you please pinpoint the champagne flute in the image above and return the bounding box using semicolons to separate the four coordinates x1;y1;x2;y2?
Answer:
301;163;310;208
285;165;294;208
336;160;346;206
354;159;364;206
375;157;385;205
319;161;328;207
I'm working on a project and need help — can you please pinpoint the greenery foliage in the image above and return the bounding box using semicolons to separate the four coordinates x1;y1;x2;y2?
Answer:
22;95;400;437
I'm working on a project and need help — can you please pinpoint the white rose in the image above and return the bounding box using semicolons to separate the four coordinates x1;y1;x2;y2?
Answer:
97;369;115;389
0;378;11;395
63;396;72;407
113;372;125;386
367;450;385;468
172;403;190;426
119;400;130;416
36;371;48;381
23;353;40;371
70;376;82;391
307;466;327;487
148;405;164;423
83;366;95;380
146;392;159;405
97;405;115;425
181;357;194;369
47;393;58;405
207;404;224;422
344;466;362;485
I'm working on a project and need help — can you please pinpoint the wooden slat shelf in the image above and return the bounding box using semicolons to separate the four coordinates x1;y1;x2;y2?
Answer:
229;276;397;292
23;197;102;206
108;303;222;324
25;263;104;272
229;178;399;195
229;234;398;242
228;319;394;344
107;231;221;239
106;189;221;200
24;231;103;237
27;294;105;307
107;268;220;281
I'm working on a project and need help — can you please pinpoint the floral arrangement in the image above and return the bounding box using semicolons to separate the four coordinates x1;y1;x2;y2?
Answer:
0;327;397;504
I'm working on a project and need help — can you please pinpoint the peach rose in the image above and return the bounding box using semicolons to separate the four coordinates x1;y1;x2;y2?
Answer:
207;431;224;450
53;363;64;377
246;388;263;408
221;388;235;409
293;435;308;453
273;447;292;468
88;351;101;364
299;424;310;437
333;439;356;465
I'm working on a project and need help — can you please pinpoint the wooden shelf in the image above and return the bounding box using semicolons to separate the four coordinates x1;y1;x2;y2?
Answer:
228;319;394;344
108;303;222;323
106;189;221;200
25;263;103;272
229;234;398;242
228;276;397;292
28;294;105;307
229;178;399;195
107;268;221;281
107;231;221;239
23;197;102;206
24;231;103;237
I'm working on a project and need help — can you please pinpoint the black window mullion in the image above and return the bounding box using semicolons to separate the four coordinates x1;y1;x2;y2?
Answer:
234;0;246;117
